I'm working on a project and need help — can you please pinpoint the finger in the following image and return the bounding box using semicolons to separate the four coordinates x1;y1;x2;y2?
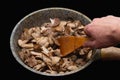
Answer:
84;24;93;37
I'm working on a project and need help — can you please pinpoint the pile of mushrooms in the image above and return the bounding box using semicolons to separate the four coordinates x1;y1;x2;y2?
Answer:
18;18;93;74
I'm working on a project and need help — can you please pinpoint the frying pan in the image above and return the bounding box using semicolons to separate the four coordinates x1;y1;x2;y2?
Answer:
10;7;120;76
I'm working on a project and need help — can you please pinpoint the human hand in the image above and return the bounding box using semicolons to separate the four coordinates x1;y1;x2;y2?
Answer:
83;15;120;48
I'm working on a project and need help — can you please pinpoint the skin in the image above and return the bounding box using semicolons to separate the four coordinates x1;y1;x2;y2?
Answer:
83;15;120;49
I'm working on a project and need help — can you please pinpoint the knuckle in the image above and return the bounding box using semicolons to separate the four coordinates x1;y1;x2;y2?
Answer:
93;18;100;22
85;25;92;32
107;15;113;17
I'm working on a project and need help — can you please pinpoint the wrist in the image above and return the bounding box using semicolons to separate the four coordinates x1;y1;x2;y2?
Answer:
112;25;120;42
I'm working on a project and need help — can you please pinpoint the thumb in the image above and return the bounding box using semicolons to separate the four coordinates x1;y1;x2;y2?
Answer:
83;40;96;48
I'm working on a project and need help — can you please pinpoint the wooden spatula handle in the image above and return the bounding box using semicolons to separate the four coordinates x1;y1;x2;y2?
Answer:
101;47;120;60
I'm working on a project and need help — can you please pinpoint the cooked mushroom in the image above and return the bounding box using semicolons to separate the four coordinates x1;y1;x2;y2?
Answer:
20;28;32;40
41;46;49;54
30;51;51;63
79;49;85;55
18;39;34;48
31;27;41;38
35;37;48;46
67;22;76;28
18;18;94;74
67;65;78;71
18;49;31;61
74;20;82;27
53;21;66;32
33;63;45;70
86;50;93;60
24;56;38;67
52;49;61;56
51;56;61;65
45;70;57;74
71;55;77;61
50;18;60;27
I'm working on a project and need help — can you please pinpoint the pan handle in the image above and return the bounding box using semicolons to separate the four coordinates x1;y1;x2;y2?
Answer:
100;47;120;60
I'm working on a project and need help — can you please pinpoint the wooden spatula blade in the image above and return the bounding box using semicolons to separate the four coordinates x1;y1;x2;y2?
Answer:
74;36;88;49
57;36;88;57
57;36;75;56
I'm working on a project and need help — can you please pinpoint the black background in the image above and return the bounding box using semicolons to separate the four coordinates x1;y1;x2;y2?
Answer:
3;0;120;80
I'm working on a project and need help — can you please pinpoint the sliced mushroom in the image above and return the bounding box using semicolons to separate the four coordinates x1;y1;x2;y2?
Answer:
33;44;41;51
75;58;83;64
35;37;48;46
52;37;60;46
30;51;51;63
31;32;40;39
86;50;93;60
75;58;86;66
20;28;32;40
78;25;84;30
67;22;76;28
59;71;64;74
41;27;52;36
71;55;77;61
33;63;45;70
61;58;73;69
67;65;78;71
83;48;91;54
48;35;54;45
79;49;85;55
53;49;61;56
51;56;61;65
24;56;38;67
46;70;57;74
18;39;28;45
50;18;60;27
18;49;31;61
65;25;74;35
53;21;66;32
18;39;34;48
74;20;82;27
33;27;41;37
41;46;49;54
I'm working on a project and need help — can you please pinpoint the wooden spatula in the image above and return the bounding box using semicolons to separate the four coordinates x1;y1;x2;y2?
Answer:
57;36;88;57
